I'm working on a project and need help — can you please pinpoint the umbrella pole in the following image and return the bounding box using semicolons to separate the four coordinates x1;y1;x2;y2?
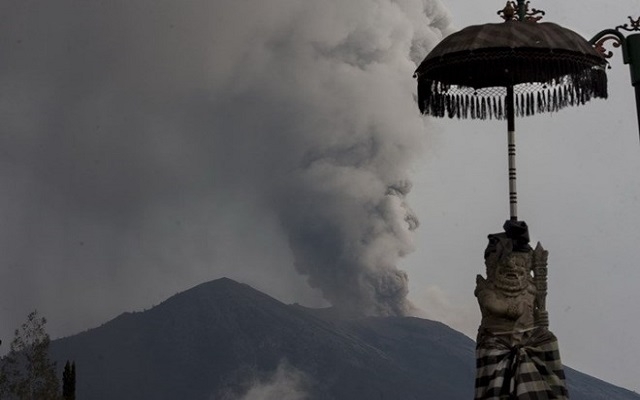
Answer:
506;85;518;221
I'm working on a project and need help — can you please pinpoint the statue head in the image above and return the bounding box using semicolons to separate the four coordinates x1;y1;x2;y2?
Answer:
491;252;532;292
484;232;533;293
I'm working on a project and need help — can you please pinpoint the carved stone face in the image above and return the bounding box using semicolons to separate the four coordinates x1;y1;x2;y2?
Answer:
492;253;531;292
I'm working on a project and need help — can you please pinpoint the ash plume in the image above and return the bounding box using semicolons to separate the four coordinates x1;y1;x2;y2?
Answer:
266;2;452;316
0;0;452;337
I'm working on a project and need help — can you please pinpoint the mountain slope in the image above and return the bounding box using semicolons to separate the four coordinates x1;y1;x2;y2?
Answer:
49;278;639;400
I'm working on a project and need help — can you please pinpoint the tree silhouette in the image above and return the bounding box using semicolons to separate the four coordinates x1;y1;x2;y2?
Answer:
0;310;60;400
62;361;76;400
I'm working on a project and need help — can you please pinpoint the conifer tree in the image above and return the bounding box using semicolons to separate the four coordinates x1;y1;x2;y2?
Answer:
62;360;76;400
0;310;60;400
0;339;6;397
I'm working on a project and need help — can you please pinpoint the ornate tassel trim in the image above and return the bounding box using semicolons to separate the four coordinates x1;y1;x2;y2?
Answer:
417;64;608;120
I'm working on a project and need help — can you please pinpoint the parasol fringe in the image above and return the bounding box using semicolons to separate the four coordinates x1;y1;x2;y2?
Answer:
464;95;470;118
481;97;487;120
569;84;575;107
537;92;543;114
529;93;535;116
492;97;498;119
471;95;477;119
557;87;563;110
416;62;608;120
473;96;478;120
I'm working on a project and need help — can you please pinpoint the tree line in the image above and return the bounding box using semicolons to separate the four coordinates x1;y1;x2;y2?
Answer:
0;311;75;400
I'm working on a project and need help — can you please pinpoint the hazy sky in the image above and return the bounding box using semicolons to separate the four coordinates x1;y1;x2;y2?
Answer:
1;0;639;394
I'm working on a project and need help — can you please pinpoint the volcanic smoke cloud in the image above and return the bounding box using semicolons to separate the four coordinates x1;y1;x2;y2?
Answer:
0;0;452;328
263;0;451;316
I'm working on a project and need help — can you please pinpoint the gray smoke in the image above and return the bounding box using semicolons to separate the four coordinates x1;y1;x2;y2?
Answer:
262;1;452;316
223;362;311;400
0;0;452;339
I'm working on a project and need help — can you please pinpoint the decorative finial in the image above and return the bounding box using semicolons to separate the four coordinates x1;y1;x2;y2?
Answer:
498;1;518;22
525;6;545;22
498;2;516;21
593;35;622;60
498;1;545;23
591;16;640;65
617;16;640;32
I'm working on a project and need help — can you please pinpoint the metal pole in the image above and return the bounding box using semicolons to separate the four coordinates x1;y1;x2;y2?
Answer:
635;85;640;142
627;33;640;141
507;86;518;221
589;28;640;140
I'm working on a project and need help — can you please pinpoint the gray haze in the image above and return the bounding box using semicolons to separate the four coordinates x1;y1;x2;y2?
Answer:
3;0;640;394
0;0;451;346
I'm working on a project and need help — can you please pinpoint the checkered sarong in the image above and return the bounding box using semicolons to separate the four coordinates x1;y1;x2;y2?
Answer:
475;327;569;400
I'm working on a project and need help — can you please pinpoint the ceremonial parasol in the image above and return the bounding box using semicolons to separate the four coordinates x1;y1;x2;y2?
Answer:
414;1;608;221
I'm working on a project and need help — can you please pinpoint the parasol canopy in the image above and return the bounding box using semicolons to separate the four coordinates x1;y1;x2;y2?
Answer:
415;20;609;119
413;1;611;222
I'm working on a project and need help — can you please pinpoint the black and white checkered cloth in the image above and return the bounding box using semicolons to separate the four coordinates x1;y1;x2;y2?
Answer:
475;327;569;400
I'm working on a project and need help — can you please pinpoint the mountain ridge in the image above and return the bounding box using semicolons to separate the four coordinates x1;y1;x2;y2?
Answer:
49;278;640;400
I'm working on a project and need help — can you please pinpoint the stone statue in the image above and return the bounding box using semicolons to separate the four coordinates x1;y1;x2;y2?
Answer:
474;220;568;400
475;246;536;342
